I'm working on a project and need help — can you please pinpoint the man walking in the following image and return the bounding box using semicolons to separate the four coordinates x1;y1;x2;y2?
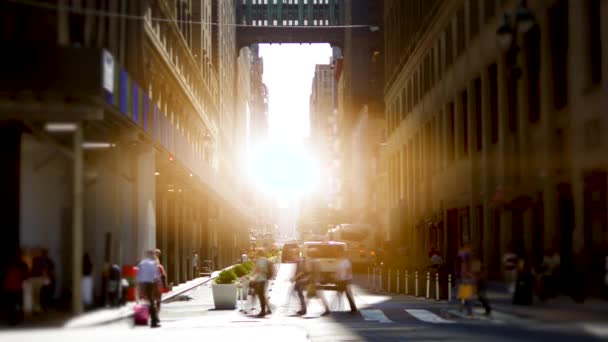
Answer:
336;249;357;313
137;250;161;328
252;249;270;318
192;252;199;279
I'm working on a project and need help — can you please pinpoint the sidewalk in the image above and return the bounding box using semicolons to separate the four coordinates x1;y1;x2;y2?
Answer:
64;271;221;328
446;282;608;324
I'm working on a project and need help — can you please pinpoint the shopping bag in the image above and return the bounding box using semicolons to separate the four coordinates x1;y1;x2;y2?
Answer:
134;304;149;325
457;284;474;300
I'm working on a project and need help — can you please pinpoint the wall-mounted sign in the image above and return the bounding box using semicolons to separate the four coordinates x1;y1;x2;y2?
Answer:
102;50;114;93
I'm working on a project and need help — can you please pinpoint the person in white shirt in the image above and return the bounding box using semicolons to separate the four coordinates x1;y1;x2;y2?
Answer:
137;250;161;328
336;249;357;313
192;253;199;278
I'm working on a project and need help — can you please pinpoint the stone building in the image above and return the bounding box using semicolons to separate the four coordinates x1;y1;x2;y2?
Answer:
383;0;607;291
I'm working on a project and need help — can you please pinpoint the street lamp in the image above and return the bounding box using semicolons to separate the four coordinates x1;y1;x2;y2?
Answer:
496;0;536;80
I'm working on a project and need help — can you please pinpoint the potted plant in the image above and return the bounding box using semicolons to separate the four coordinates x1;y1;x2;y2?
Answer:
211;268;238;309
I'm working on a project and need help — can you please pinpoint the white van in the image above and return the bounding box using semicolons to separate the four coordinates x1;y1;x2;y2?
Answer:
302;241;347;284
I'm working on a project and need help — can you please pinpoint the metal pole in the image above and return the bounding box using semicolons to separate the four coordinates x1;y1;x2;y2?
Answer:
405;270;409;295
388;269;392;293
448;274;452;302
396;270;400;294
415;271;419;297
426;272;430;299
72;122;83;314
435;273;440;301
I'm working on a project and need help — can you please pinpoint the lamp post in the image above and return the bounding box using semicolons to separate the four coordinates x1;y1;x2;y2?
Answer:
496;0;536;81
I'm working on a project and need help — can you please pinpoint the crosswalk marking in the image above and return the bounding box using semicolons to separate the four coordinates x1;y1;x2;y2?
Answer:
405;309;454;324
360;309;394;323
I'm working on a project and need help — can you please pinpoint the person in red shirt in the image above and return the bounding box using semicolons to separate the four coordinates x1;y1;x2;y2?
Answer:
3;249;29;325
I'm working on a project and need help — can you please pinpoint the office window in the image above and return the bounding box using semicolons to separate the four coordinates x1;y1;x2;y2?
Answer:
484;0;495;23
474;77;482;151
526;26;541;123
470;0;480;38
461;90;469;156
588;0;602;85
448;102;455;162
489;63;498;144
445;26;454;68
549;0;568;110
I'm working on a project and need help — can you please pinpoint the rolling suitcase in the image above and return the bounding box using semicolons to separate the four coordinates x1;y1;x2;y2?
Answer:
134;304;149;325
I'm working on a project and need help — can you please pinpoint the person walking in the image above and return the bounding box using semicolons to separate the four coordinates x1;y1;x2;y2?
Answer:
456;244;474;317
291;255;309;315
335;249;357;313
137;250;161;328
82;253;94;310
3;249;29;325
251;249;271;318
471;255;491;315
192;252;199;279
154;249;168;313
305;253;330;316
513;258;535;306
503;245;518;294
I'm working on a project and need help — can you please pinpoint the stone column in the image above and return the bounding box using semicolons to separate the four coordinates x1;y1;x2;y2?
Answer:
480;67;494;266
497;54;511;258
136;146;156;259
173;196;180;284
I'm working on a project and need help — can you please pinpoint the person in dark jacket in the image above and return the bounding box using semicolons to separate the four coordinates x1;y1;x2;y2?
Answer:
3;249;29;325
513;258;535;305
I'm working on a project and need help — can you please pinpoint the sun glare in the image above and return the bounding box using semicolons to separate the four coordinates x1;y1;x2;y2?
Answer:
248;141;320;199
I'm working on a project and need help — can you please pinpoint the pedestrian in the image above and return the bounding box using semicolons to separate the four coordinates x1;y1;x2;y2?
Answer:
513;258;535;306
30;247;52;314
38;249;55;311
291;254;309;315
251;249;271;318
241;250;249;263
502;244;518;294
305;250;330;316
335;249;357;313
539;248;560;300
456;244;474;317
82;253;94;310
154;249;168;313
471;255;491;315
3;249;29;325
137;250;161;328
192;252;199;279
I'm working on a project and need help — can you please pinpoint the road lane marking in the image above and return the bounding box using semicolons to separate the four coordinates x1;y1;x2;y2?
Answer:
405;309;454;324
360;309;394;323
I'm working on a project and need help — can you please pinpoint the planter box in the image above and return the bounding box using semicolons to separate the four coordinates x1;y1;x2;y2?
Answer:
211;283;238;310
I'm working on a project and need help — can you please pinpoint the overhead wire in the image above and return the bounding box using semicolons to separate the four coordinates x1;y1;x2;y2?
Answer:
9;0;374;30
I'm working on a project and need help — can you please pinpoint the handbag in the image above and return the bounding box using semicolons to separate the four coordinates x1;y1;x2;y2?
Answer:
457;283;475;300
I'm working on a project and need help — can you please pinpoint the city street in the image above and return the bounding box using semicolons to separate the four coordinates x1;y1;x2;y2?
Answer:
1;263;606;342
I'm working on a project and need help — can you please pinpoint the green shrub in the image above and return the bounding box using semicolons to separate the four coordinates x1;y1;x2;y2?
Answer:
243;260;255;272
232;264;248;278
215;268;237;284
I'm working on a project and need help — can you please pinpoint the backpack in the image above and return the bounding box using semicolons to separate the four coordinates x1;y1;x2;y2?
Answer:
266;259;275;279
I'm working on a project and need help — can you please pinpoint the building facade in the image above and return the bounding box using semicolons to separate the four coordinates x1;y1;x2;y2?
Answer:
383;0;608;292
0;0;252;313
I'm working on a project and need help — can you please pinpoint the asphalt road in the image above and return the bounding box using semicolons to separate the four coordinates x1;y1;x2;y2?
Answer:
1;263;606;342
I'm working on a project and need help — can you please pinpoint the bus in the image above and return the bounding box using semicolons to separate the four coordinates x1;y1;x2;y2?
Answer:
327;224;376;268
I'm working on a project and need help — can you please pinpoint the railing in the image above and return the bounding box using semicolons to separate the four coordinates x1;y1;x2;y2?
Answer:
367;265;453;302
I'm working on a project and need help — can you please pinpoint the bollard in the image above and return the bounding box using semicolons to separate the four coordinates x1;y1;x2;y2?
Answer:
405;270;409;295
388;269;392;293
435;273;440;301
426;272;430;299
396;270;400;294
448;274;452;302
415;271;419;297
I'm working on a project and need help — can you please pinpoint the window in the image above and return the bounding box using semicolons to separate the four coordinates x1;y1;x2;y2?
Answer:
526;27;541;123
470;0;480;38
474;77;482;151
549;0;568;110
588;0;602;85
457;6;466;56
445;26;454;68
484;0;495;23
489;63;498;144
448;102;455;162
461;90;469;156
